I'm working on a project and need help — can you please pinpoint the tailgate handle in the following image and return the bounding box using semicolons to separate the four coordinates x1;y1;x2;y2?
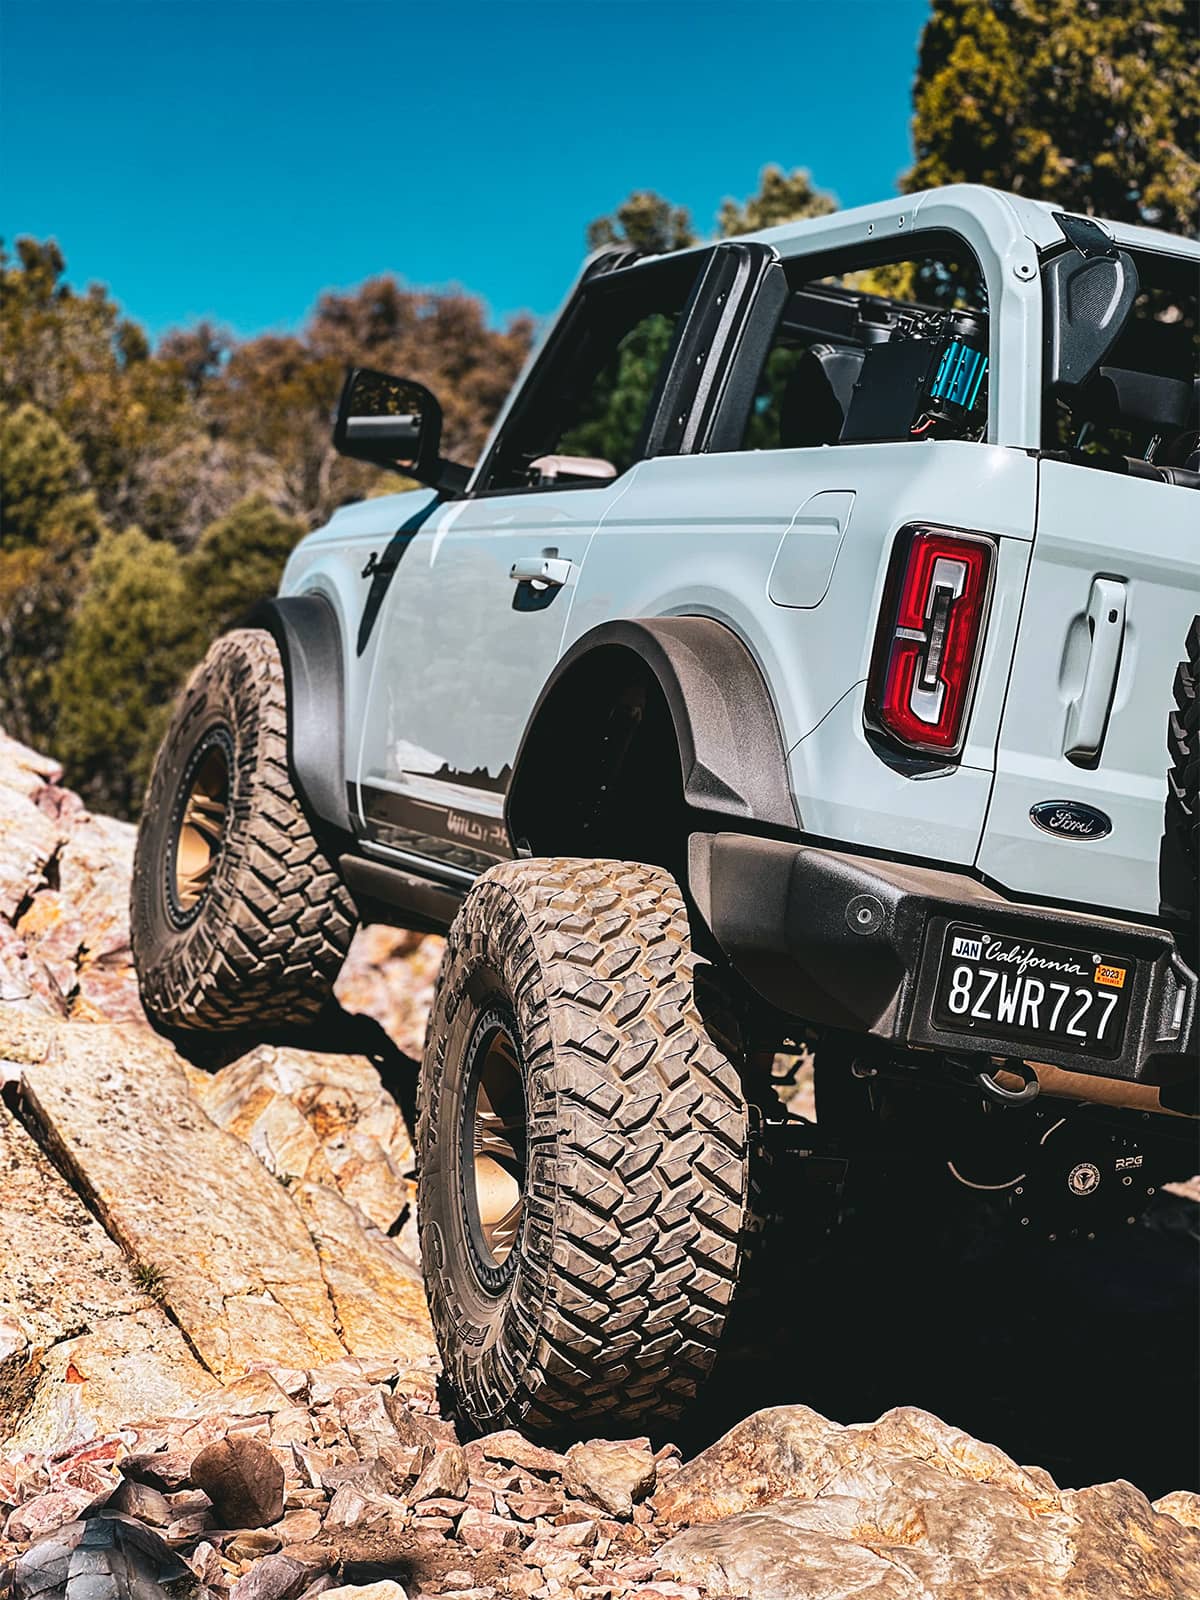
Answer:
1065;577;1126;763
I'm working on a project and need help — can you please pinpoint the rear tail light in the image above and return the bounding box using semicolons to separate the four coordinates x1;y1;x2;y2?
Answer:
867;526;994;757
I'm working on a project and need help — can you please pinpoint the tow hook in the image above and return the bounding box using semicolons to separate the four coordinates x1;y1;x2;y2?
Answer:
951;1055;1041;1107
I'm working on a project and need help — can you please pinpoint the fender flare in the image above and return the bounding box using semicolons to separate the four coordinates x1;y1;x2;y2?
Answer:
506;617;798;851
247;594;349;834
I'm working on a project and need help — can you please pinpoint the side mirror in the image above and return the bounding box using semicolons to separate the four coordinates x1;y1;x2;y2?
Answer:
333;368;467;492
1043;248;1139;394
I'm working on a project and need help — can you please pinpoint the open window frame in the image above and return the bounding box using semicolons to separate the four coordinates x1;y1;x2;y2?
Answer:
471;241;779;497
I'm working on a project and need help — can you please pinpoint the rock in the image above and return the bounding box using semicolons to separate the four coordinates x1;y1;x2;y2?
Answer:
118;1451;196;1492
191;1436;286;1529
225;1529;283;1562
16;1021;348;1376
474;1432;566;1478
164;1510;212;1544
290;1181;435;1364
280;1543;337;1576
0;781;59;925
323;1483;404;1531
230;1553;311;1600
189;1540;225;1587
409;1446;469;1504
653;1403;1057;1524
1154;1487;1200;1529
336;1389;407;1458
318;1584;409;1600
334;924;443;1061
108;1477;172;1526
193;1045;415;1233
187;1371;297;1417
0;1099;215;1453
4;1491;98;1546
655;1406;1200;1600
274;1509;323;1545
564;1441;656;1519
456;1509;519;1551
382;1392;447;1448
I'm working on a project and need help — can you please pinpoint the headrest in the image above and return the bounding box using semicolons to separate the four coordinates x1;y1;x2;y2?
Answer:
1075;366;1193;433
780;344;866;448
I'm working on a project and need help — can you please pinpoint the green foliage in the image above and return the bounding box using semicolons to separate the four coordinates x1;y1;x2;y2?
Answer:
51;528;197;815
131;1260;167;1299
557;313;678;472
587;192;697;256
0;404;110;751
588;167;838;258
719;166;836;236
0;239;194;532
183;495;305;640
906;0;1199;236
0;237;535;814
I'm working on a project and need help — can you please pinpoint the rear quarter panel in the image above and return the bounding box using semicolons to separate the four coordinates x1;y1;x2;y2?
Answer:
566;441;1037;867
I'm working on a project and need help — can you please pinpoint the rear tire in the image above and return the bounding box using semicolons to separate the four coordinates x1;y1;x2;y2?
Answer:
131;628;356;1033
417;857;750;1432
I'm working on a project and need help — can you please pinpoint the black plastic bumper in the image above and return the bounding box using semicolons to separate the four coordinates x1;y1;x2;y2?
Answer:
689;833;1197;1087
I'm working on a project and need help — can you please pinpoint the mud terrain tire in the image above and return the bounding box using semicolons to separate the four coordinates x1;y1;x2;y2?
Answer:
417;857;750;1432
1160;615;1199;961
131;628;356;1033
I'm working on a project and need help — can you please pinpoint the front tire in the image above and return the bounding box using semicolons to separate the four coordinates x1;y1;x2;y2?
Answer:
131;628;356;1034
417;857;750;1432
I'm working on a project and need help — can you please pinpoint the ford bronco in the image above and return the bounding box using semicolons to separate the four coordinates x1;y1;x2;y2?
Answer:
132;186;1199;1432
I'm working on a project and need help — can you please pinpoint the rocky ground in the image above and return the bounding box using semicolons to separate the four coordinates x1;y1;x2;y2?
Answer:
1;728;1198;1599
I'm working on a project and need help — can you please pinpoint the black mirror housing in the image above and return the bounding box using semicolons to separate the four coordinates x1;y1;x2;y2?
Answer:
333;368;467;492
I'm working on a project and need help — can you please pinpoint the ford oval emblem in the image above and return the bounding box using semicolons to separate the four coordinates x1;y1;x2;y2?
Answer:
1029;800;1112;841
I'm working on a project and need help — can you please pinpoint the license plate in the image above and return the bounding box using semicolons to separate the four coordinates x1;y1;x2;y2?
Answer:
932;924;1132;1057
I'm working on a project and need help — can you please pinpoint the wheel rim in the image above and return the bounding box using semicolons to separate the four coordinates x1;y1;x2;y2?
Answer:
463;1009;527;1282
170;731;231;922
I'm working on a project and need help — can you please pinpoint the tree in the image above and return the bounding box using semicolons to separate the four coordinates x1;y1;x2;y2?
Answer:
0;404;110;750
905;0;1199;236
183;495;305;640
0;238;195;531
51;528;197;815
587;191;697;255
719;165;836;236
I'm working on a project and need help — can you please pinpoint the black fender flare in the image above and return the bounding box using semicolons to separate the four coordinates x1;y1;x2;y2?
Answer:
505;617;798;852
247;594;349;834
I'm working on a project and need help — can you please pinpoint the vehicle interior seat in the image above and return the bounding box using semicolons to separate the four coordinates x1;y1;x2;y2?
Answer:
779;343;866;447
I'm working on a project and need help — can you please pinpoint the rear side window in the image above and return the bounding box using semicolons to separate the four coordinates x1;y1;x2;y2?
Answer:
481;254;701;492
739;242;989;453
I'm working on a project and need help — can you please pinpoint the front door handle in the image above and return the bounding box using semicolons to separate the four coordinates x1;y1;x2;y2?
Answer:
1065;577;1126;763
509;555;573;588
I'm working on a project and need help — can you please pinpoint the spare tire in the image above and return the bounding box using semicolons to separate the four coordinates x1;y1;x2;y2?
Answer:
1160;615;1199;964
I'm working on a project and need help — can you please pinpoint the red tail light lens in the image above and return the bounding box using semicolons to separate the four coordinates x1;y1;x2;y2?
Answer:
868;527;994;756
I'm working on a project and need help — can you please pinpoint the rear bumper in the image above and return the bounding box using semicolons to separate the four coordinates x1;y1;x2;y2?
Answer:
689;833;1197;1089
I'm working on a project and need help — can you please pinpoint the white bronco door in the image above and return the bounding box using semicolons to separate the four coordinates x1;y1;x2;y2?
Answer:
354;484;626;870
355;247;707;871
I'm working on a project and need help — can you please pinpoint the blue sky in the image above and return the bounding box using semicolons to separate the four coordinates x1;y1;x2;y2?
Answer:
2;0;930;344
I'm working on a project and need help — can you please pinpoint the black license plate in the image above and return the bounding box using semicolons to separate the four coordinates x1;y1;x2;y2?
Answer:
933;924;1132;1057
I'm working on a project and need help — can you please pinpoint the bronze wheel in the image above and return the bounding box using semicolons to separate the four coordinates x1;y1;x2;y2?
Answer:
462;1009;527;1286
131;629;356;1034
170;731;231;922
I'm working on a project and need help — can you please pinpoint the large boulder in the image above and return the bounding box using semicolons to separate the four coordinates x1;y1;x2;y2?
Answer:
654;1405;1200;1599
